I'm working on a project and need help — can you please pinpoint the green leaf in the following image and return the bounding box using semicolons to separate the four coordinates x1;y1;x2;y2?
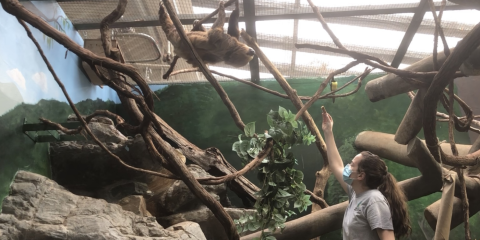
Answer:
274;213;284;222
276;188;291;198
290;119;298;128
269;128;284;143
302;194;312;202
238;134;243;142
248;222;258;231
278;106;287;119
267;114;274;127
284;110;295;122
240;140;250;154
244;122;256;137
232;141;241;152
295;182;307;191
268;181;276;186
265;236;276;240
294;199;302;208
248;147;260;158
293;171;304;181
275;171;285;182
239;215;248;224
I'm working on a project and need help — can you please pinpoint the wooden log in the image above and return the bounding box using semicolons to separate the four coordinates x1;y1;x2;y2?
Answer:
354;131;471;168
240;201;348;240
424;194;480;231
241;172;444;240
365;50;450;102
394;88;427;145
432;174;455;240
467;135;480;175
406;137;442;189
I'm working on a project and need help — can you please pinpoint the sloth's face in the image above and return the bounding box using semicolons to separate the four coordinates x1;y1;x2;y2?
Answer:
224;44;255;67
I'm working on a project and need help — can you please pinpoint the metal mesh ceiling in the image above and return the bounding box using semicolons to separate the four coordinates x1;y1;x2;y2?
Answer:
50;0;479;84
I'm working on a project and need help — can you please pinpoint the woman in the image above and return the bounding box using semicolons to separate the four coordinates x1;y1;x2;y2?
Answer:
321;109;411;240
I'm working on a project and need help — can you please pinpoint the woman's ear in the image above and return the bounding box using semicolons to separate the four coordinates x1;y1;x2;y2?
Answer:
356;171;366;181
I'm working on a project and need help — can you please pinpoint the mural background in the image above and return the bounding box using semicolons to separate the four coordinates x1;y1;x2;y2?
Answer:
0;1;119;204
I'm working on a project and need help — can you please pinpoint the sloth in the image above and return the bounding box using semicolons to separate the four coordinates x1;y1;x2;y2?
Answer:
158;1;255;68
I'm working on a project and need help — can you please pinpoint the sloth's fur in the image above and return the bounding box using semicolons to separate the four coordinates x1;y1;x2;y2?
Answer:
158;2;255;68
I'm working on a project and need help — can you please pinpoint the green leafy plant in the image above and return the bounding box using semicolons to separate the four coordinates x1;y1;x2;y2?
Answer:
232;106;315;239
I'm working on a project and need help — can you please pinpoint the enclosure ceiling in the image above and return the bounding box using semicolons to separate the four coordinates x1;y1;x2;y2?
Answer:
44;0;480;84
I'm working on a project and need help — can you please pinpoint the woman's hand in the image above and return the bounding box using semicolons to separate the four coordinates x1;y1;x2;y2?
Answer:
321;107;333;133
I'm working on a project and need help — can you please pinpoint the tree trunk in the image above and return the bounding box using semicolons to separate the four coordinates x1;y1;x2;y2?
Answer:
365;50;451;102
355;131;471;168
395;88;427;145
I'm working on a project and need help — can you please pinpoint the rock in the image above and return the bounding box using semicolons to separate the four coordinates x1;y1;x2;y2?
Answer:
0;171;206;240
67;113;115;126
158;206;257;240
151;164;229;216
50;134;165;197
118;195;152;217
86;122;127;143
166;221;207;240
98;181;150;202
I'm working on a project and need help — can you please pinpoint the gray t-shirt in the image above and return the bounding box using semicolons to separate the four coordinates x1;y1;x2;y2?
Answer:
342;185;393;240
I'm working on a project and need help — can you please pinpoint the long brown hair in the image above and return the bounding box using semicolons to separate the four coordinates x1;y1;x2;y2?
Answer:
358;151;411;238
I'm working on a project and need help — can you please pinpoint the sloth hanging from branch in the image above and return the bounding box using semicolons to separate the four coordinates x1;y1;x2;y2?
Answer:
158;1;255;79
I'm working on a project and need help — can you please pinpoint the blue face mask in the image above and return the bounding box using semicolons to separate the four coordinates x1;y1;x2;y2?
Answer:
343;164;354;185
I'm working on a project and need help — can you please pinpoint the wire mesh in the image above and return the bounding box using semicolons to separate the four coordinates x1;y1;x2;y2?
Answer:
54;0;478;84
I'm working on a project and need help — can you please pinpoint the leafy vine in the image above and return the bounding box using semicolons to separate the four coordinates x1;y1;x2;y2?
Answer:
233;106;316;239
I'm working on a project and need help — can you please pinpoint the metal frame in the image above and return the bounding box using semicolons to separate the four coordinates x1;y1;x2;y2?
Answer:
25;0;478;82
114;32;162;63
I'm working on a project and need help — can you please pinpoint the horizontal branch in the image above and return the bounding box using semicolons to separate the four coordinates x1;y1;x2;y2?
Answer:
198;139;273;185
295;43;389;66
294;61;361;121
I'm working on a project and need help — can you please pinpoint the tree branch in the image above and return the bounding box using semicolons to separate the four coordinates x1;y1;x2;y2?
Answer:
423;21;480;165
198;139;273;185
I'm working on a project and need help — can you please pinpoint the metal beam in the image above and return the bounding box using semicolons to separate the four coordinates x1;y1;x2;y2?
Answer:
72;4;467;30
243;0;260;83
390;0;428;68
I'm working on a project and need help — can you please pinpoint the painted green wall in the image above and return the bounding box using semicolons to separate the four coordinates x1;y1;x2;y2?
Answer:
153;74;480;239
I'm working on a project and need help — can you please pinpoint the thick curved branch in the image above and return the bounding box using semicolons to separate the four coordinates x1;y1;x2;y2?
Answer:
304;189;329;209
441;88;474;132
198;139;274;185
423;21;480;164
